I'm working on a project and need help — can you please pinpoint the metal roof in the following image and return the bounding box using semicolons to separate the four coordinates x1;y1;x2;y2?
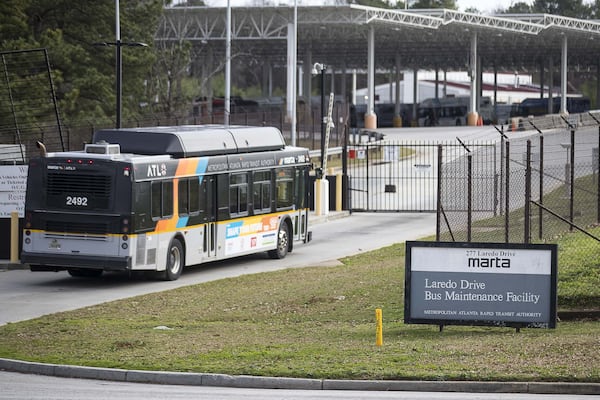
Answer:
155;5;600;72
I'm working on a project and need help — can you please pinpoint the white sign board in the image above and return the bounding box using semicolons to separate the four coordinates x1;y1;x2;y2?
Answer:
405;241;558;329
0;165;28;217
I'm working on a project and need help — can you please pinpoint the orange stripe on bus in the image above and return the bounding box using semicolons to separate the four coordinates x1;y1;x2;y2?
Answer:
175;159;198;176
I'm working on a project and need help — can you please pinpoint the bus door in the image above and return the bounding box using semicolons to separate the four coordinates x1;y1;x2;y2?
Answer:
203;176;217;259
293;208;308;242
294;168;309;242
203;221;217;258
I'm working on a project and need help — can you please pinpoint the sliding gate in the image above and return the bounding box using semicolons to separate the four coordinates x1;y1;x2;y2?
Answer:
347;141;497;212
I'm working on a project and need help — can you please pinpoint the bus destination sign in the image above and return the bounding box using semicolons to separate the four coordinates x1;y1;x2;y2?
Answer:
404;241;557;329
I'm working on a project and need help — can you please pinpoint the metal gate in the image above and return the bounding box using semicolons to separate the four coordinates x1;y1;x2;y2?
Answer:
347;141;498;212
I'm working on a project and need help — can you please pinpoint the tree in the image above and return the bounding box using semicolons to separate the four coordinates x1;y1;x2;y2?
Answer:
531;0;591;18
409;0;457;9
502;2;534;13
353;0;395;8
0;0;30;44
0;0;164;125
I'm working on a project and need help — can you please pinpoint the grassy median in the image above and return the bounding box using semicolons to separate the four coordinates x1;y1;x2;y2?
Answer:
0;231;599;382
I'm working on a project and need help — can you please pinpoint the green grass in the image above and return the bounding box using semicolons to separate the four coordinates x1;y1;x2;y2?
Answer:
0;237;599;382
438;171;600;310
463;173;600;244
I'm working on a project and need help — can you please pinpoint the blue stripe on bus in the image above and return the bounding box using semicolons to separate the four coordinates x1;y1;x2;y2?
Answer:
177;216;189;228
196;158;208;180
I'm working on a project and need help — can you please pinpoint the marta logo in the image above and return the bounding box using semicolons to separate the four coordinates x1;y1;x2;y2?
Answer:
467;257;510;268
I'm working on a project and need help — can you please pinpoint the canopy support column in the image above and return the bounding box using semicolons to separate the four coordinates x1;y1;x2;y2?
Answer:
468;31;478;126
560;35;568;114
365;25;377;129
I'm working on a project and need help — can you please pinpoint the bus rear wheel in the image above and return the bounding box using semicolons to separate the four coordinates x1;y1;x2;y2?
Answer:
268;223;289;259
163;239;184;281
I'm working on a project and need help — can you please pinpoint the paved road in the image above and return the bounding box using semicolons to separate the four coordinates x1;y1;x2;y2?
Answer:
0;212;437;325
1;371;596;400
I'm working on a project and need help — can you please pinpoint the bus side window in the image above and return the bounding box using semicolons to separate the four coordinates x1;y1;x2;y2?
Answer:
189;177;200;215
134;181;151;230
230;172;248;216
162;181;173;217
253;170;272;214
178;178;189;216
217;174;229;220
276;168;294;210
294;168;306;209
151;180;173;219
151;181;161;219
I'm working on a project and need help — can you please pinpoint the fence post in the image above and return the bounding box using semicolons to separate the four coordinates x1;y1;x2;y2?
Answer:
569;128;575;231
499;136;504;216
524;140;532;244
493;142;498;217
505;140;510;243
366;143;370;210
467;153;472;242
436;144;443;241
538;133;544;240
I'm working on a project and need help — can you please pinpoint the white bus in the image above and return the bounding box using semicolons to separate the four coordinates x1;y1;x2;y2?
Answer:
21;125;311;280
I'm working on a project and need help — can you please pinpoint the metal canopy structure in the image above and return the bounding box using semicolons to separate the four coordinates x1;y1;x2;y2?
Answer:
156;4;600;71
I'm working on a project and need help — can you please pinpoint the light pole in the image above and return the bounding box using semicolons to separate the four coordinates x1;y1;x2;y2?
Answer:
312;62;326;172
94;0;147;129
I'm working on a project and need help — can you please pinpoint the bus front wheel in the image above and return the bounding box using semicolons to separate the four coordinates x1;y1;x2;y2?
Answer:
163;239;184;281
268;223;289;259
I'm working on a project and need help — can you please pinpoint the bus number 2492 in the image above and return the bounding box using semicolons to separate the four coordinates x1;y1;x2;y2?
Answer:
66;196;88;206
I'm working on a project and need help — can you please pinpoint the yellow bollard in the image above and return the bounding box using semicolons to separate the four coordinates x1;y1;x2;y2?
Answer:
315;179;322;216
375;308;383;346
10;211;19;263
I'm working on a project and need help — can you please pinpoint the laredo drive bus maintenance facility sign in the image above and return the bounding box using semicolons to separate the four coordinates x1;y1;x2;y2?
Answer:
404;241;558;329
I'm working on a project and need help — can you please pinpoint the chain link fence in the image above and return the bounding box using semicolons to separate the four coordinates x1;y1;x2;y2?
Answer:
1;103;350;164
437;114;600;257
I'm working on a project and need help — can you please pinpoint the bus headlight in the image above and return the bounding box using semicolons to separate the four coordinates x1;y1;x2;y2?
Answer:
121;243;128;250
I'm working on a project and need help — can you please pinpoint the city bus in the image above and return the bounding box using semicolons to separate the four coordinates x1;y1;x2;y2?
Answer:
418;96;493;126
515;96;590;117
21;125;311;280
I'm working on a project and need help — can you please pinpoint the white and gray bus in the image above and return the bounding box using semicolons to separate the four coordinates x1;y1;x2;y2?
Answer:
21;125;311;280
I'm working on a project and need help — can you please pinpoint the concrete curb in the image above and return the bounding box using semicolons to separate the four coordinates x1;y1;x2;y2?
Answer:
0;262;26;270
1;358;599;395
